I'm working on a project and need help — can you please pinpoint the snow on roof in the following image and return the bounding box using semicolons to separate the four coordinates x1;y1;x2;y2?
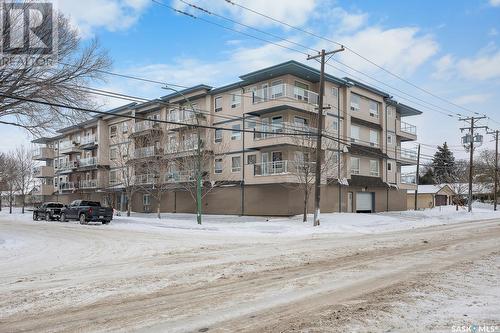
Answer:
407;184;455;194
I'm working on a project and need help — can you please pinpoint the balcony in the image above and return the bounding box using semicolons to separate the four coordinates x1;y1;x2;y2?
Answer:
401;174;417;184
245;160;315;184
33;184;55;196
59;140;80;154
33;147;54;160
59;182;76;191
246;84;319;115
397;120;417;141
33;166;54;178
79;179;98;189
250;122;316;149
131;146;162;159
56;161;78;174
80;135;97;149
78;157;98;168
132;174;156;185
167;109;206;130
131;121;161;137
398;148;418;165
164;170;195;183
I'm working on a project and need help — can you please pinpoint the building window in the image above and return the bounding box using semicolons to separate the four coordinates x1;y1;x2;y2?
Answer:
231;124;241;140
215;96;222;112
110;147;118;160
231;156;241;172
122;122;129;133
332;87;338;97
388;162;392;171
387;133;393;144
350;93;360;111
110;170;117;183
293;116;307;127
271;80;284;98
143;194;151;211
247;154;256;165
110;125;117;138
231;93;241;108
246;119;256;129
369;129;379;147
214;129;222;143
370;159;379;176
214;158;223;174
351;125;360;143
271;116;283;133
351;157;360;175
369;100;379;118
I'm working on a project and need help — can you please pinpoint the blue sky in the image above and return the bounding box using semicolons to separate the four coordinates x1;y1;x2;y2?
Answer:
1;0;500;160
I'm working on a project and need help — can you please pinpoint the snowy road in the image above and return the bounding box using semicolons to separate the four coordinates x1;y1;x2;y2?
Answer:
0;212;499;332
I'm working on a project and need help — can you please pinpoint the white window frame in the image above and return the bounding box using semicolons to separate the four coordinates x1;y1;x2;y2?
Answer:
143;194;151;206
351;157;360;175
214;128;222;143
351;125;360;143
370;159;379;177
369;100;379;118
231;156;241;173
215;96;222;112
231;92;241;108
110;125;117;138
350;93;360;112
110;147;118;160
387;133;393;145
231;124;241;140
214;158;223;174
122;122;129;133
369;129;379;147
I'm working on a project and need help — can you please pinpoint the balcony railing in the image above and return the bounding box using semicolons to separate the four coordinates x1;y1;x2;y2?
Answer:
80;135;96;145
59;182;76;191
57;161;78;172
78;156;97;167
399;148;418;161
400;121;417;135
134;121;156;133
254;161;288;176
133;174;156;185
133;146;158;159
164;171;195;183
401;174;417;184
79;179;98;189
253;122;316;140
252;84;319;105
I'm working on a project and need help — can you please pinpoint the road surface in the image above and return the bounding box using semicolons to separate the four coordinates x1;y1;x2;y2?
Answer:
0;215;499;332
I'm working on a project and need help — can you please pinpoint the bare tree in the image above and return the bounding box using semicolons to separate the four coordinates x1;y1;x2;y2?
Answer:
1;154;18;214
0;2;111;134
11;146;35;213
108;125;137;217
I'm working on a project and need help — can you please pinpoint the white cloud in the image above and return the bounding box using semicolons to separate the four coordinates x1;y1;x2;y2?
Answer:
172;0;316;28
456;50;500;80
58;0;150;38
454;93;491;106
489;0;500;7
432;54;455;79
334;27;439;76
326;7;368;33
489;28;498;36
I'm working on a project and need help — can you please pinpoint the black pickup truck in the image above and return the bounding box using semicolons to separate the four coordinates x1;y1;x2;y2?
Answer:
60;200;113;225
33;202;64;221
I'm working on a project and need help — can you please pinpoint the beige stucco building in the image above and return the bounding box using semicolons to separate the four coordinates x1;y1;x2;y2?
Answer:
32;61;421;215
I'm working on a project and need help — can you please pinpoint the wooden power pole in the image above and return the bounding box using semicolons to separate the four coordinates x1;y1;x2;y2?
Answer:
307;47;344;226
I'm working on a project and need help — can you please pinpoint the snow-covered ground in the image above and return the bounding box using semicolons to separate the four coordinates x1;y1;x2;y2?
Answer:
2;203;500;239
0;204;499;332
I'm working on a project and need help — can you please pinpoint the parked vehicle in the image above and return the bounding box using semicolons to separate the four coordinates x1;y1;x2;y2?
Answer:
33;202;65;221
60;200;113;225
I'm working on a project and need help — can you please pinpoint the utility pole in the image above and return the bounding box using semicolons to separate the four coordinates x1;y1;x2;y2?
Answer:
414;144;421;211
307;47;344;226
486;129;499;211
460;116;487;213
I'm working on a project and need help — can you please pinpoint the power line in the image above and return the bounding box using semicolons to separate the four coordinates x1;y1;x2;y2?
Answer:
223;0;493;121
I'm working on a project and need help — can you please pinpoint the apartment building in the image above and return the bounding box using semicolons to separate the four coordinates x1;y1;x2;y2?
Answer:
32;60;421;215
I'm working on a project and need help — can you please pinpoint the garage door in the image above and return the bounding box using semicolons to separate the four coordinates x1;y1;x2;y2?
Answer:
435;195;447;206
356;192;374;213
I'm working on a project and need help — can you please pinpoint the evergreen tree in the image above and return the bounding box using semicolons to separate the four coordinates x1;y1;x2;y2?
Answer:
419;168;435;185
431;142;457;184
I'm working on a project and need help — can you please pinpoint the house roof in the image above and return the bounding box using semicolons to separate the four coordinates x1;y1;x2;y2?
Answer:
161;84;213;101
408;184;456;194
